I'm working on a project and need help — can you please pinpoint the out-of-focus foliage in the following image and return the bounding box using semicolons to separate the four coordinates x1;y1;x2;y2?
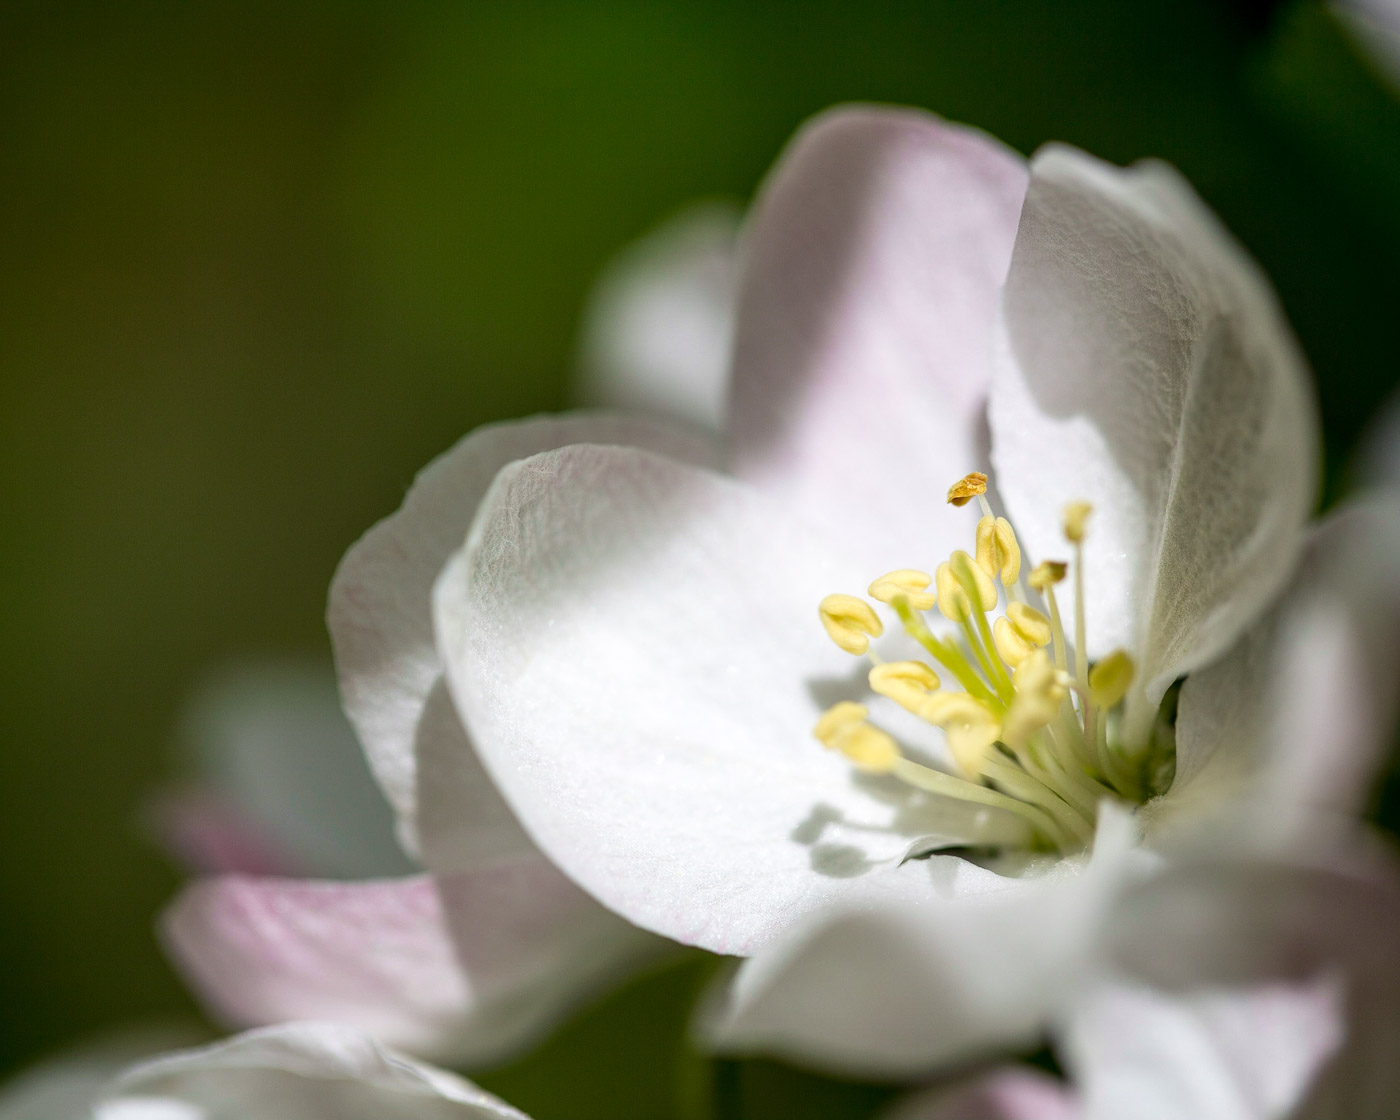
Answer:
0;1;1396;1116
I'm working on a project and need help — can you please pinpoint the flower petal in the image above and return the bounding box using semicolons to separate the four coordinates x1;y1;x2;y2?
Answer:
161;659;413;879
438;442;1017;955
1162;495;1400;847
1100;856;1400;1119
161;862;658;1069
728;105;1027;574
1064;977;1343;1120
95;1022;529;1119
574;202;740;433
990;145;1320;707
327;413;718;865
702;805;1141;1077
885;1070;1080;1120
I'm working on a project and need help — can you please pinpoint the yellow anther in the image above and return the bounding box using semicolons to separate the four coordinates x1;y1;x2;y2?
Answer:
831;723;902;773
868;569;935;613
993;617;1035;667
813;701;870;745
1063;501;1093;543
1006;602;1051;647
1028;560;1067;591
869;660;941;714
936;551;997;622
813;702;900;773
976;515;1022;586
920;691;1000;778
1088;649;1136;709
946;471;989;507
1001;650;1070;746
819;594;884;655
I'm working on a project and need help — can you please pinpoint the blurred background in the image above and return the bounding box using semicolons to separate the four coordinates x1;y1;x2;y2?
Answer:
2;0;1398;1115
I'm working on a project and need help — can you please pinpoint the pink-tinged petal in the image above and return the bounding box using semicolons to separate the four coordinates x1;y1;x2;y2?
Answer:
886;1070;1080;1120
148;786;294;878
1102;857;1400;1119
702;805;1141;1077
96;1022;530;1119
1161;495;1400;848
990;145;1320;722
438;443;1015;956
575;202;740;434
327;413;718;867
161;862;659;1069
167;660;412;879
1065;977;1343;1120
729;105;1028;575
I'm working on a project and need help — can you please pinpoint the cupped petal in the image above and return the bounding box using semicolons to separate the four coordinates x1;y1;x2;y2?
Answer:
885;1071;1079;1120
990;144;1320;711
161;862;659;1069
327;413;718;865
95;1022;529;1119
158;660;412;879
1064;977;1343;1120
702;805;1142;1078
1160;494;1400;848
438;442;1019;956
729;105;1028;575
574;202;740;433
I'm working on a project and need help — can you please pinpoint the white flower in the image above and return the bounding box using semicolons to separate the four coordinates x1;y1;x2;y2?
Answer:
0;1023;530;1120
431;103;1400;964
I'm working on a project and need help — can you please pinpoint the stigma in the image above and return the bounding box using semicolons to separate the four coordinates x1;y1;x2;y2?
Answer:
813;473;1162;857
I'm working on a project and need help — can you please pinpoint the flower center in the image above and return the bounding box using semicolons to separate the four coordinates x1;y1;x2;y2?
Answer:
814;472;1174;857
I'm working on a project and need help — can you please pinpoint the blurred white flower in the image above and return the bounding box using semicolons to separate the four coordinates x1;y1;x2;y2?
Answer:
0;1023;530;1120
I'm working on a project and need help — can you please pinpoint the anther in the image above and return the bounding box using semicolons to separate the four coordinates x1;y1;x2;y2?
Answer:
976;516;1022;586
946;472;988;507
936;551;997;621
1063;501;1093;543
813;702;901;773
992;602;1052;666
869;660;941;713
1088;649;1135;709
1001;650;1069;746
819;594;884;655
920;691;1000;779
1028;560;1067;591
868;569;936;613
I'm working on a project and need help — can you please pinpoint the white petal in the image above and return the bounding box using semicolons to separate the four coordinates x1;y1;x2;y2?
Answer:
438;442;1020;955
1065;977;1343;1120
0;1031;200;1120
728;105;1027;575
95;1022;528;1119
574;202;740;433
703;805;1142;1077
1098;857;1400;1119
1162;495;1400;848
167;659;412;879
327;412;718;866
161;862;658;1069
1356;385;1400;486
885;1070;1079;1120
991;145;1320;708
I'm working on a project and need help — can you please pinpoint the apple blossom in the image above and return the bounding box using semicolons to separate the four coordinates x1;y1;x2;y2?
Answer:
0;1023;531;1120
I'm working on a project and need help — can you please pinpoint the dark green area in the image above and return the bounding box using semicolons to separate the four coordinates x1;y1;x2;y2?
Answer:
1;0;1397;1114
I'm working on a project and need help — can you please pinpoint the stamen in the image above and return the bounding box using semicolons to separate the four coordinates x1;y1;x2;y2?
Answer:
819;594;883;655
935;550;997;622
1088;649;1135;709
976;515;1022;586
868;569;936;612
1001;650;1070;747
946;471;988;507
919;691;1000;779
1062;501;1092;544
813;702;900;773
869;660;941;713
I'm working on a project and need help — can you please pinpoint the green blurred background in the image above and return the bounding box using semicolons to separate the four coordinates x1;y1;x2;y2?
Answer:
2;0;1398;1115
